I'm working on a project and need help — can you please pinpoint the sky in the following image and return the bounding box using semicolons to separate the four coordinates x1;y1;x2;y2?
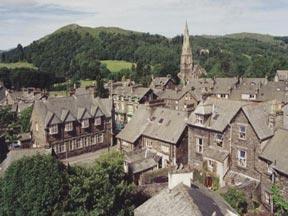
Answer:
0;0;288;50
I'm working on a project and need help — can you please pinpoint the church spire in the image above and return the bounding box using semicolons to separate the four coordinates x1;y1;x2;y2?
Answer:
182;21;192;57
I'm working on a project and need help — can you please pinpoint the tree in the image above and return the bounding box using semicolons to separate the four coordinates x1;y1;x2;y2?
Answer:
271;184;288;215
66;151;134;215
0;155;68;215
222;187;248;215
18;106;33;133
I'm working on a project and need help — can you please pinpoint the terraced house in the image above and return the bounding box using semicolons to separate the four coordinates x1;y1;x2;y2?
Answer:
30;94;112;159
112;85;162;131
187;98;279;187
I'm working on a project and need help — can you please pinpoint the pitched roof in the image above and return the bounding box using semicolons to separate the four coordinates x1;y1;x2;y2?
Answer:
116;105;151;143
116;106;188;144
276;70;288;81
134;183;238;216
157;88;199;102
241;102;274;140
113;86;152;100
150;76;174;87
188;98;248;132
260;128;288;175
212;77;239;94
33;95;111;128
257;81;288;103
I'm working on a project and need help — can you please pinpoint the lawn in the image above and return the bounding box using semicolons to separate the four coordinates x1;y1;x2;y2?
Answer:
0;62;37;70
100;60;134;73
80;79;95;87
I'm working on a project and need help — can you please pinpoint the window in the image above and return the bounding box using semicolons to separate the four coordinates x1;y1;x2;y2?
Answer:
75;139;82;149
127;105;133;114
215;133;223;147
55;143;65;153
158;118;164;124
196;137;203;153
196;115;204;125
49;125;58;135
96;133;104;143
207;160;214;171
161;145;170;153
81;119;89;128
239;125;246;139
65;122;73;132
91;135;97;145
267;164;273;174
237;150;247;167
35;123;39;132
145;139;152;148
94;117;102;126
69;140;74;151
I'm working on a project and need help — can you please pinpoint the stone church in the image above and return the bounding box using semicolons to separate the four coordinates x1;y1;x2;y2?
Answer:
178;22;206;84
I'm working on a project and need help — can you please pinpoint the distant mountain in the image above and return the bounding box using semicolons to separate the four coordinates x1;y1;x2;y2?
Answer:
1;24;288;81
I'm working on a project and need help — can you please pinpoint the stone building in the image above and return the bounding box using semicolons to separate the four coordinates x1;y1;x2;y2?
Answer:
259;128;288;211
274;70;288;82
112;85;163;131
187;98;277;187
30;94;112;159
156;87;199;113
149;74;176;90
177;22;206;84
117;106;189;168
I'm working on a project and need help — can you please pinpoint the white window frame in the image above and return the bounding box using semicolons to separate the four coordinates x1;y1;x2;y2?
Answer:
207;159;214;171
35;123;39;132
161;144;170;154
264;191;271;204
81;119;89;128
94;117;102;126
196;115;204;125
239;125;246;140
237;150;247;167
196;137;203;153
49;124;58;135
65;122;73;132
96;133;104;143
56;143;65;153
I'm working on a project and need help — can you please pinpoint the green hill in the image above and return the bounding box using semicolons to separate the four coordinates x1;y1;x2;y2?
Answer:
1;24;288;84
0;62;37;69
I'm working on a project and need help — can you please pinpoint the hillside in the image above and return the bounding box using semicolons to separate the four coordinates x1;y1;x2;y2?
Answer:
1;24;288;85
0;62;37;69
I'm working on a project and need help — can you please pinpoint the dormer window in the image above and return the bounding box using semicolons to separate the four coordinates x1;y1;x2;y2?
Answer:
81;119;89;128
239;125;246;140
65;122;73;132
49;124;58;135
215;133;223;147
94;117;102;126
196;115;204;125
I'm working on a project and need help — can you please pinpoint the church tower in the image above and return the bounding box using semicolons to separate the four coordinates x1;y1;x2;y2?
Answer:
178;22;195;84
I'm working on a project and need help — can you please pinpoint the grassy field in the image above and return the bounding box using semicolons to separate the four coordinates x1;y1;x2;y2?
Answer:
100;60;134;73
80;79;95;87
0;62;37;69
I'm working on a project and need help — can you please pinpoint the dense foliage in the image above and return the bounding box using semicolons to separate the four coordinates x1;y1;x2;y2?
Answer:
18;106;33;133
222;187;248;215
271;184;288;215
0;155;68;215
0;151;136;216
1;25;288;87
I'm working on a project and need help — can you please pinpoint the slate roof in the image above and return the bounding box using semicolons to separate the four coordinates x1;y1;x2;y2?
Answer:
257;81;288;103
156;88;199;102
260;128;288;175
188;98;248;132
203;147;229;162
275;70;288;81
212;77;239;94
242;102;274;140
185;78;214;99
33;95;111;128
116;106;188;144
125;149;159;174
134;183;238;216
150;76;174;88
113;86;152;100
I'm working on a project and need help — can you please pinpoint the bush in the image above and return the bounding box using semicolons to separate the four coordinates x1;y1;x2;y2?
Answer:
222;187;248;215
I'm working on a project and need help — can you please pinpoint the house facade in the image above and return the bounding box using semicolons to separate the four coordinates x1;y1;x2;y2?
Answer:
117;106;188;168
187;98;276;187
30;95;112;159
112;85;162;131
